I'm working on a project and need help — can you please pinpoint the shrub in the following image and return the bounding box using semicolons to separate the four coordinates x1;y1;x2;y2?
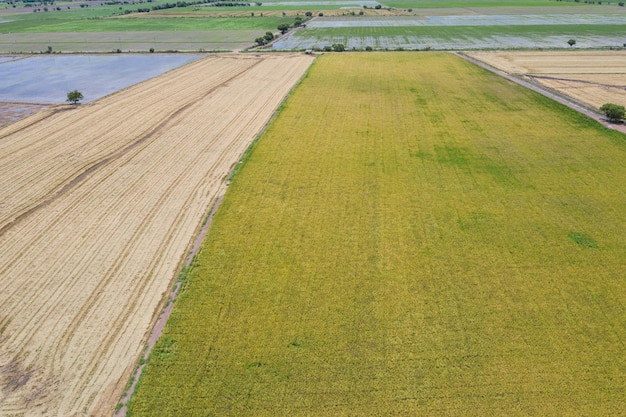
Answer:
600;103;626;122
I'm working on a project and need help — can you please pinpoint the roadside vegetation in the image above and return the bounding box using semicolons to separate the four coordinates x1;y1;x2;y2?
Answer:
127;52;626;416
600;102;626;121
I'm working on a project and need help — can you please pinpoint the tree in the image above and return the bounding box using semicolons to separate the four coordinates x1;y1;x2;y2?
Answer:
277;23;290;34
255;37;266;46
567;38;576;47
264;31;274;42
600;103;625;122
332;43;345;52
66;90;84;105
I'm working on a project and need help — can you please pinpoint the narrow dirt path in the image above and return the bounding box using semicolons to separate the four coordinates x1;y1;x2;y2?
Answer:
455;52;626;136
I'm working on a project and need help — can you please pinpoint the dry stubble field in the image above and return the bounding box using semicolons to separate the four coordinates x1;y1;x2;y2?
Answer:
0;52;313;416
468;51;626;109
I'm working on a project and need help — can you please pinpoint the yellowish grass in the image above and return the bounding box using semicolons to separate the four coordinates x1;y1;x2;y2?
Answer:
128;53;626;416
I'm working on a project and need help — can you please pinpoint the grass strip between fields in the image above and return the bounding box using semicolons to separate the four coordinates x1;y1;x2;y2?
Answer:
128;52;626;416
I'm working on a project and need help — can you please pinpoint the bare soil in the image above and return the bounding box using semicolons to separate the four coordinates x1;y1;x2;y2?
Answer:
0;102;50;127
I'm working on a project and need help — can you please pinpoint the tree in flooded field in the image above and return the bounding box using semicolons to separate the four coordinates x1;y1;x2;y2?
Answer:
66;90;84;105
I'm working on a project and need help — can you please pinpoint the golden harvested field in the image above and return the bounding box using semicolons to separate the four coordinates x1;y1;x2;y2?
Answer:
468;50;626;109
0;52;313;416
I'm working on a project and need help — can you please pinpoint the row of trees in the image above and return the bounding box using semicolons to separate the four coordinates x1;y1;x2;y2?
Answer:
255;16;311;47
255;32;276;46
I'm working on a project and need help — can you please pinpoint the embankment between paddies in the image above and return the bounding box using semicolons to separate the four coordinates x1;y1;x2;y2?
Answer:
0;52;314;417
128;52;626;416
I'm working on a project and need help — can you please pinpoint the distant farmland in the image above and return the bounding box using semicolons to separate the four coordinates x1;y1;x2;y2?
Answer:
128;53;626;416
273;24;626;50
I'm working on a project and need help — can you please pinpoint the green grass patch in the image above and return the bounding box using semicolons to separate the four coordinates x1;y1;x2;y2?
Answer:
128;53;626;416
568;232;599;248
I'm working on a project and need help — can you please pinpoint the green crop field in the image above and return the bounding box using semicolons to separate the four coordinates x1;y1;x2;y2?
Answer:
128;53;626;416
0;14;290;33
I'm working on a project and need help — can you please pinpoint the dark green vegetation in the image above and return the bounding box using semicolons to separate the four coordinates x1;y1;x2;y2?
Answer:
65;89;83;104
600;102;626;122
128;53;626;416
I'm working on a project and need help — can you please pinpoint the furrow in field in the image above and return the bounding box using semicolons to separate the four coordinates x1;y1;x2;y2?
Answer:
0;53;314;417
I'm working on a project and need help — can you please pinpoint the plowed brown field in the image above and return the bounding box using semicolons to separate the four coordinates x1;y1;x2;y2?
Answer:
467;51;626;109
0;53;313;417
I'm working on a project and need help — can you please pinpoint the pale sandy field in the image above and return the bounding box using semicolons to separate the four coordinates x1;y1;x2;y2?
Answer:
0;52;313;416
468;51;626;109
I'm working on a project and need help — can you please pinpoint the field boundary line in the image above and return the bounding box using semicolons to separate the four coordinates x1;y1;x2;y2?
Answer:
455;51;626;136
114;53;316;417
